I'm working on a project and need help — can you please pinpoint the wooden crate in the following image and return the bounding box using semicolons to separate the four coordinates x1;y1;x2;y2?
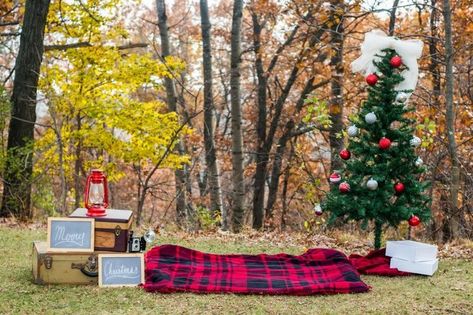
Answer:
69;208;133;252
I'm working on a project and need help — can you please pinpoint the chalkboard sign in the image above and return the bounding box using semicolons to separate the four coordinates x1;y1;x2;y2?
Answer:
47;217;94;252
98;254;144;287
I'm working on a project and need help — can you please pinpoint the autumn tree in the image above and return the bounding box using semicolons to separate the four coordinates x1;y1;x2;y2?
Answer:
36;0;189;224
230;0;245;232
199;0;226;228
1;0;50;220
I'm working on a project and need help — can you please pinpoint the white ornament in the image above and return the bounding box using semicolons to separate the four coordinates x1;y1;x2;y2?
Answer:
351;29;423;93
366;178;378;190
144;228;156;243
415;157;423;167
365;112;377;124
347;125;359;137
314;203;323;215
410;136;421;147
395;92;408;104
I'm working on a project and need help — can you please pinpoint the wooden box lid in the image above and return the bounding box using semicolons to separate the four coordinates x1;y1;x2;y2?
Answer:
69;208;133;224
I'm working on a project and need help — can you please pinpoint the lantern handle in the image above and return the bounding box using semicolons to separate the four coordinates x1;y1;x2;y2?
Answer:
103;175;109;209
84;174;92;209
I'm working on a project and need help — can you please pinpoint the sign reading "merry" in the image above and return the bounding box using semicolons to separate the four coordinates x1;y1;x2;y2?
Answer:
47;217;94;252
98;254;144;287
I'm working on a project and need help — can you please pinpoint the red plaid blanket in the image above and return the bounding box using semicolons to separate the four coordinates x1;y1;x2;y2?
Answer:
349;248;411;276
143;245;370;295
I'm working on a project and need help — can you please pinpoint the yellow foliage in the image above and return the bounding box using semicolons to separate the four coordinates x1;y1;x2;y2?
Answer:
36;0;190;184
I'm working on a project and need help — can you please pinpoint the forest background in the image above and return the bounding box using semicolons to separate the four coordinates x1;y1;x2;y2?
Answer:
0;0;471;244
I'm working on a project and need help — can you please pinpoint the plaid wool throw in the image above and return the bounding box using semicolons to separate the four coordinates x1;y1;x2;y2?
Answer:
143;245;370;295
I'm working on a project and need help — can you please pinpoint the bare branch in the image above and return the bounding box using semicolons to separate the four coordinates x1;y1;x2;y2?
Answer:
44;42;148;51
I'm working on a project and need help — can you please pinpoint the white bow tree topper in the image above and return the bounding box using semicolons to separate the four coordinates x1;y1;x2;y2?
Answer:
351;29;423;93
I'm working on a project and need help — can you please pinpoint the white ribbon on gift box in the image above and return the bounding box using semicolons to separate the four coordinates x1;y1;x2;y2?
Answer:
351;29;424;93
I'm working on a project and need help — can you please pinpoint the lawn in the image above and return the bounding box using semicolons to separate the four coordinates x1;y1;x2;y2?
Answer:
0;226;472;315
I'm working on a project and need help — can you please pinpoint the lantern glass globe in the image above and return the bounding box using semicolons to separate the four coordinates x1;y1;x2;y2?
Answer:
89;183;104;205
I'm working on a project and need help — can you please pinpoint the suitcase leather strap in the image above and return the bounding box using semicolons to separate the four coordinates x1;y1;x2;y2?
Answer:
71;254;98;277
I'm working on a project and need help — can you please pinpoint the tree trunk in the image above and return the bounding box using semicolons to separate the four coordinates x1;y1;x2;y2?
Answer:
74;113;82;210
428;0;441;240
280;141;295;230
374;221;383;249
199;0;226;230
328;0;345;173
388;0;400;36
230;0;245;232
1;0;50;220
443;0;461;238
53;119;67;214
156;0;189;226
251;12;267;229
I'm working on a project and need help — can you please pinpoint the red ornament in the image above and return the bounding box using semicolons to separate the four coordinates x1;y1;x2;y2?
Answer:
365;73;378;86
408;215;421;227
394;182;405;194
329;172;342;184
84;169;109;217
339;182;350;193
390;55;403;68
378;137;392;150
339;149;351;160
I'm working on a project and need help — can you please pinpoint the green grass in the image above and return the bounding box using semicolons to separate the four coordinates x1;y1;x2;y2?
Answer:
0;226;472;315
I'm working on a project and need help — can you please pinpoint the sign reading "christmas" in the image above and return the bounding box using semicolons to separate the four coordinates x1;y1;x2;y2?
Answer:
98;254;144;287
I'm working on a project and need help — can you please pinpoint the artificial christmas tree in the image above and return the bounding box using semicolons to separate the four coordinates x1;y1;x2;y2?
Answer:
321;30;430;249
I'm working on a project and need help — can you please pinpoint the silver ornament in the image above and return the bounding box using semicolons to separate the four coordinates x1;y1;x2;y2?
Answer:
366;178;378;190
144;228;156;243
415;157;423;167
314;203;323;216
410;136;421;147
365;112;377;124
347;125;359;137
395;92;408;104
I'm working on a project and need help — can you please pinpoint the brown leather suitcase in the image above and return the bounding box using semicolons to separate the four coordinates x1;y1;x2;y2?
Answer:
69;208;133;252
32;241;98;285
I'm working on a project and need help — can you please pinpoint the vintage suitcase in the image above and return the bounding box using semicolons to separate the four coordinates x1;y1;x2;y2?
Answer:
69;208;133;252
32;241;98;285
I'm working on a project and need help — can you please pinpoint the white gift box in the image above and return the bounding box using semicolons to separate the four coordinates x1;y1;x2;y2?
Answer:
386;240;437;262
390;257;439;276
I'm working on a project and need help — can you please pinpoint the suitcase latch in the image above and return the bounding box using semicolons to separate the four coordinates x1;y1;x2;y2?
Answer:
41;255;53;269
115;225;121;237
71;254;98;277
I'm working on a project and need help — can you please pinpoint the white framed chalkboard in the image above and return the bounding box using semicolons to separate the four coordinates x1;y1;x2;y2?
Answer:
98;254;144;287
47;217;95;252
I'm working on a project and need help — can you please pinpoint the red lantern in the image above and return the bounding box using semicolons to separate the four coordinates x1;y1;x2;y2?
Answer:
390;55;402;68
365;73;378;86
379;137;391;150
339;149;351;160
408;215;420;227
84;169;109;217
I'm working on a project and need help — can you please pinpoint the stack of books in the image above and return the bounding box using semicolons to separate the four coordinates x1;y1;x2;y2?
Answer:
386;240;438;276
